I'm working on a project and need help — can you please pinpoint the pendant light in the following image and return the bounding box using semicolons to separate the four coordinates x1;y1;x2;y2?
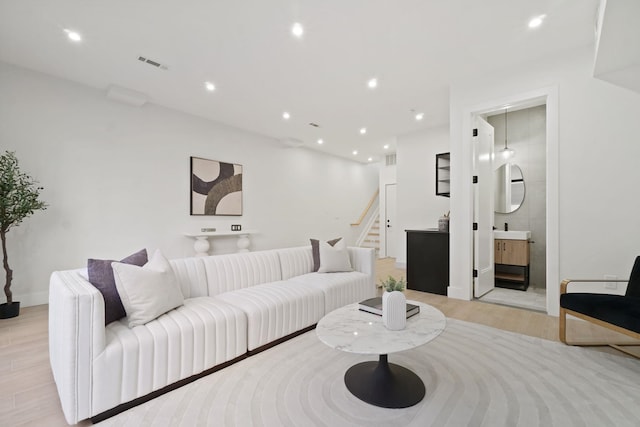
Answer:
500;107;515;159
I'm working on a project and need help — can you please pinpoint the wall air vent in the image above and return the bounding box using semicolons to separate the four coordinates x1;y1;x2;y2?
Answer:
386;154;397;166
137;56;168;70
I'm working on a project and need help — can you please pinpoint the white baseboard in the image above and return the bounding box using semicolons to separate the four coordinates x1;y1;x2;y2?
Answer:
447;286;472;301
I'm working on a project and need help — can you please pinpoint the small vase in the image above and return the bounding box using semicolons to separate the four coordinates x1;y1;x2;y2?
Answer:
382;291;406;330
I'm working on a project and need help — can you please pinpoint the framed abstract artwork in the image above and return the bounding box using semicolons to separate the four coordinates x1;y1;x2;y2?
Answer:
190;156;243;216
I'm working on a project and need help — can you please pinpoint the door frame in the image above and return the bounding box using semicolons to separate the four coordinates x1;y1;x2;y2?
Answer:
448;86;559;315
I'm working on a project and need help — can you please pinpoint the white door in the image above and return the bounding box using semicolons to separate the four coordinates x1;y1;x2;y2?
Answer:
473;117;495;297
385;184;397;258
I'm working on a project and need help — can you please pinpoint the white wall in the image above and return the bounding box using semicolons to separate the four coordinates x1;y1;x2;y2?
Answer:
449;46;640;314
395;126;450;267
0;62;378;306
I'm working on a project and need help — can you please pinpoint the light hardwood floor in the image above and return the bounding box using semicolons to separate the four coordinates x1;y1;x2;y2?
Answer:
0;257;634;426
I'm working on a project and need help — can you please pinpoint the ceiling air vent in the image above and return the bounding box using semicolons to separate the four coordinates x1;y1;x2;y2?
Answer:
137;56;168;70
308;123;320;128
386;154;397;166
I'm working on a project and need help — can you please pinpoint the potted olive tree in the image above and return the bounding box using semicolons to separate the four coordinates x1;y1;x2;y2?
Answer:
0;151;48;319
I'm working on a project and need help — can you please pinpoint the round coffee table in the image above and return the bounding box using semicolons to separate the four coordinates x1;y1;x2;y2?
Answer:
316;301;446;408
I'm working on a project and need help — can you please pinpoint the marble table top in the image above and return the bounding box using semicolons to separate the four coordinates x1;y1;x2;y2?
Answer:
316;301;446;355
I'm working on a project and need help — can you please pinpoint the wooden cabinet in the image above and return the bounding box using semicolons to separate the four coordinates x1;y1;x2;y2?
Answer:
436;152;450;197
494;239;530;290
406;229;449;295
495;239;529;265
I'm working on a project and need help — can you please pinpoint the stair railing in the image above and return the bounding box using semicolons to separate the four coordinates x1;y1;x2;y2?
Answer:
351;189;379;226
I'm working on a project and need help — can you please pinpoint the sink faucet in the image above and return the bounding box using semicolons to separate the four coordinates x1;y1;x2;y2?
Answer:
504;223;509;231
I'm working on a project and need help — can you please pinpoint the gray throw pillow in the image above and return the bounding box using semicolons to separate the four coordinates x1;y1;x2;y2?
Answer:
310;238;342;272
88;248;148;325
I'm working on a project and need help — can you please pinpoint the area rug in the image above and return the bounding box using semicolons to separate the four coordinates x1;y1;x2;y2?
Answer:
97;319;640;427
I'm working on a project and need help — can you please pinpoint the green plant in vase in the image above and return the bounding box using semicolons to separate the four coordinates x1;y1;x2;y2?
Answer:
380;276;407;330
0;151;48;319
380;275;406;293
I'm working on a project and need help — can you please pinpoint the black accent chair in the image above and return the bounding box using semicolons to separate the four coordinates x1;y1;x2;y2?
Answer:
560;256;640;357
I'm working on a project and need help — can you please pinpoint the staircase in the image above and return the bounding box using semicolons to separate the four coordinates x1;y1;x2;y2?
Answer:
352;190;381;255
360;218;380;254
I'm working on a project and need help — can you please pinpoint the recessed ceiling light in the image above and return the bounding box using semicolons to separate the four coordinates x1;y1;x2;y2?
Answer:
205;82;215;92
415;112;424;121
291;22;304;38
282;111;291;120
359;127;367;135
317;139;324;145
367;157;373;162
367;78;378;89
383;144;389;150
352;150;358;155
64;29;82;42
528;15;546;28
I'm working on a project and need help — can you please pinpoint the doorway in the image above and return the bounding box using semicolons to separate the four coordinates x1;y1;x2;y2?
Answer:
459;89;558;315
479;105;547;312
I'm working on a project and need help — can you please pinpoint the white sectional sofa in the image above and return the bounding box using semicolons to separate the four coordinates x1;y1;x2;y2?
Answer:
48;246;375;424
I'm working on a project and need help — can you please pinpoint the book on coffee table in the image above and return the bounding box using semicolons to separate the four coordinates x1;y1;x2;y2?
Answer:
358;297;420;319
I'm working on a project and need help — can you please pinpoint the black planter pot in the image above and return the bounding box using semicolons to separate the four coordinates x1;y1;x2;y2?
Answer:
0;301;20;319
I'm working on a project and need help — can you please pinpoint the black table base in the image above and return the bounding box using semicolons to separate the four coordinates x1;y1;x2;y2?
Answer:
344;354;425;408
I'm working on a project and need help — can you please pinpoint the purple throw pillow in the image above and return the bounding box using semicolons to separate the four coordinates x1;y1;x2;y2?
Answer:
88;249;148;325
310;238;342;272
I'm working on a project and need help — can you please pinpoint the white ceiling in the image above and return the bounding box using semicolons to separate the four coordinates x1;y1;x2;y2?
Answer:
0;0;599;163
593;0;640;94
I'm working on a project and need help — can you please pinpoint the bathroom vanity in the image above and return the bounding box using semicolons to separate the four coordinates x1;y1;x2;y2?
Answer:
494;231;530;290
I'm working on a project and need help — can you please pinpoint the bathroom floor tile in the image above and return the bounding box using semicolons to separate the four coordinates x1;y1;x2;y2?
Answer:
478;286;546;312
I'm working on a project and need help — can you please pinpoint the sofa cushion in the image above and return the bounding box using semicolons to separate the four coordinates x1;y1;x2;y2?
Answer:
560;293;640;334
310;238;341;272
92;297;248;415
87;248;148;325
277;246;314;280
112;250;184;328
290;271;374;313
202;250;282;296
170;257;208;298
318;239;352;273
216;281;325;351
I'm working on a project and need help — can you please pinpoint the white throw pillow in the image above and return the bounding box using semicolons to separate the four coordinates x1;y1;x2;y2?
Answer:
112;249;184;328
318;239;353;273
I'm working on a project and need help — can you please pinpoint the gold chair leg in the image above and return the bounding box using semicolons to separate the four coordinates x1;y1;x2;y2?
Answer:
560;308;640;359
559;308;567;344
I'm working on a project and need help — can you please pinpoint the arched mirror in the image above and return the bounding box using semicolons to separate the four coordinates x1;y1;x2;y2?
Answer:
494;163;525;213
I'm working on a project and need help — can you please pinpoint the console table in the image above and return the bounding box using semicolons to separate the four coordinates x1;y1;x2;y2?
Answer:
316;301;446;408
406;229;449;295
184;230;258;256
